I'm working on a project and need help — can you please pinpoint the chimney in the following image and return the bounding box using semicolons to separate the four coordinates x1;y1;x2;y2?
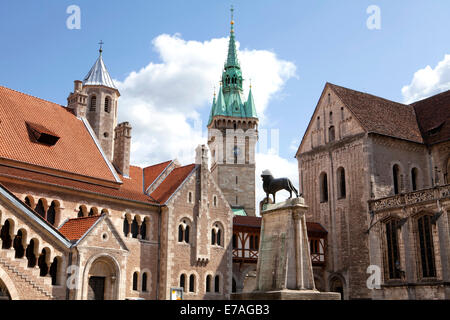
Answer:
67;80;88;118
113;122;132;177
195;144;209;168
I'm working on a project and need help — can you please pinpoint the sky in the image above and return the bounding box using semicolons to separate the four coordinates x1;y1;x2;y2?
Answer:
1;0;450;210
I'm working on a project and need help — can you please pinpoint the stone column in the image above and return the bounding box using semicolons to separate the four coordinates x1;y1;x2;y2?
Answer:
232;197;340;300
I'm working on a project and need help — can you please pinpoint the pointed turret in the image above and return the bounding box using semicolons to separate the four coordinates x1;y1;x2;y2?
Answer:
83;46;119;93
245;86;257;118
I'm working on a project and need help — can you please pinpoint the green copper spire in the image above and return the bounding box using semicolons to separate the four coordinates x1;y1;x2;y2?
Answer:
245;86;257;118
225;6;240;69
208;6;258;125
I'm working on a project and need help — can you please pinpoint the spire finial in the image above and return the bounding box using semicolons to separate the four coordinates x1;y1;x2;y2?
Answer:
98;40;104;55
214;85;216;97
249;78;252;89
230;5;234;32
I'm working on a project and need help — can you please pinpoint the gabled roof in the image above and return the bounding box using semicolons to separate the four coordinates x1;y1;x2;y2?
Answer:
150;164;197;204
59;215;102;242
0;85;119;183
143;160;173;192
83;54;118;91
328;83;424;144
411;90;450;145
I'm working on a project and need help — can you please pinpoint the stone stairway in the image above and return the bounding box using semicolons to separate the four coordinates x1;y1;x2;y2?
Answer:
0;249;54;299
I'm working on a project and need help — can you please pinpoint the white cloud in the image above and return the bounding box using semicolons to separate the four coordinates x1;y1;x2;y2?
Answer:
115;33;296;167
402;54;450;103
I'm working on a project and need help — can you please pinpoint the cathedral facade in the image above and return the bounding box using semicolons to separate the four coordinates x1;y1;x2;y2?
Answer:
296;83;450;299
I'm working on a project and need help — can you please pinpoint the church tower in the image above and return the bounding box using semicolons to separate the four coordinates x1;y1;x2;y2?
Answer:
68;43;120;161
207;8;259;216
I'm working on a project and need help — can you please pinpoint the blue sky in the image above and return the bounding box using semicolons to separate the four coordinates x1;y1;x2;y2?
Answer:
1;0;450;202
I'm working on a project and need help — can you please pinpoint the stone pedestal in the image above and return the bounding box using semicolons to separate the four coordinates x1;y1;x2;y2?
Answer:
231;197;340;300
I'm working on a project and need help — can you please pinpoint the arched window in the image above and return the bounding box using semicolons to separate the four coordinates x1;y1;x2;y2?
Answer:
26;239;36;268
140;217;148;240
211;223;223;247
180;274;186;292
393;165;400;195
213;196;217;207
47;201;57;225
211;229;216;245
188;192;192;203
214;275;220;293
329;111;333;124
13;230;25;259
49;257;59;285
142;272;148;292
104;97;111;113
328;126;335;142
234;136;238;164
89;95;97;111
417;215;436;278
131;216;139;238
185;225;190;243
178;220;190;243
38;249;49;277
0;220;12;249
411;168;419;191
35;199;46;218
189;274;195;292
78;206;86;218
178;225;184;242
319;173;328;203
206;275;211;292
385;220;401;279
132;272;138;291
123;215;130;237
337;167;346;199
88;208;96;217
24;196;34;208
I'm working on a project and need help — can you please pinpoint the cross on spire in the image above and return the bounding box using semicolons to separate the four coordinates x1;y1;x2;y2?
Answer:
98;40;104;55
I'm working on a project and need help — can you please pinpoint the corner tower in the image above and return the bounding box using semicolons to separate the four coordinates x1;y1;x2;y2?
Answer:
207;8;259;216
79;43;120;160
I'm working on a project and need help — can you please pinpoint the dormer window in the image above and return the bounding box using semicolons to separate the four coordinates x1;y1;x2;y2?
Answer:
26;122;60;146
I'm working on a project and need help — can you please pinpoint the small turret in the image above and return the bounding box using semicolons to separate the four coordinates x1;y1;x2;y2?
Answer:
67;80;88;118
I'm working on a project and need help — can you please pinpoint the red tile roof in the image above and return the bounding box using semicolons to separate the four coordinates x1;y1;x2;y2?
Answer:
150;164;197;203
411;90;450;145
306;222;328;237
143;160;172;191
0;164;158;204
0;86;117;182
59;215;102;241
329;83;424;144
233;216;261;228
